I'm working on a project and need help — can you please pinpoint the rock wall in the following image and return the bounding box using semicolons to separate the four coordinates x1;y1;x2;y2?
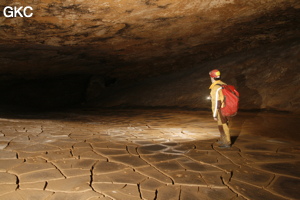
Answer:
90;39;300;113
0;0;299;110
0;0;299;80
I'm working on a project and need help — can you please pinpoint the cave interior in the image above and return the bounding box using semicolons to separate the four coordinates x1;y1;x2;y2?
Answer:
0;0;299;140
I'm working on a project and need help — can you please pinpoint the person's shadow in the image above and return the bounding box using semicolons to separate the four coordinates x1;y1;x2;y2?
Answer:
230;74;263;145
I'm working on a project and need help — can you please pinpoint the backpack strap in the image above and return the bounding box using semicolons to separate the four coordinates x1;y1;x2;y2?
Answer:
213;86;223;118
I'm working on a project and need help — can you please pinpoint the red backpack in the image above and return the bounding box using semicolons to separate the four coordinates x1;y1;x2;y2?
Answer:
218;84;240;117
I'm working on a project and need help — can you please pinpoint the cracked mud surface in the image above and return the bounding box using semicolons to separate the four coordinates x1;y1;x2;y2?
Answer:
0;109;299;200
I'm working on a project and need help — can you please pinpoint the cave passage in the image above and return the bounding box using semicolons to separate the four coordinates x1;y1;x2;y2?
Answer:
0;0;300;199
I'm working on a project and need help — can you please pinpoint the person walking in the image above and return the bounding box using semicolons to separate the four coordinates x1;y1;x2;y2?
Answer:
209;69;231;148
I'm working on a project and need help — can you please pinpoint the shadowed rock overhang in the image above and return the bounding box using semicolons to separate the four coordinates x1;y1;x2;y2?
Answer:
0;0;299;79
0;0;299;111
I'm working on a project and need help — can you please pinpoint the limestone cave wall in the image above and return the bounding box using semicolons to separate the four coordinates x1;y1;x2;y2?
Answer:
89;39;300;113
0;0;299;112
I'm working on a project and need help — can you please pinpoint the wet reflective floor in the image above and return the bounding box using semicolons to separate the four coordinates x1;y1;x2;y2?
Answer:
0;108;299;200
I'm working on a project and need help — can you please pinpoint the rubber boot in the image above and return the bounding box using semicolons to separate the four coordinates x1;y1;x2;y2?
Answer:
218;125;230;148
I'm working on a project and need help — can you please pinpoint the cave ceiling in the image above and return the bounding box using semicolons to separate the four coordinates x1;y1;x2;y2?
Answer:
0;0;299;81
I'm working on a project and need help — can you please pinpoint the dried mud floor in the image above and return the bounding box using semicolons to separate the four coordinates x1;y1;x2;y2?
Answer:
0;109;299;200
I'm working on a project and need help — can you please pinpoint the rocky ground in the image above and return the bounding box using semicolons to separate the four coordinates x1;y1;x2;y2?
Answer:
0;108;299;200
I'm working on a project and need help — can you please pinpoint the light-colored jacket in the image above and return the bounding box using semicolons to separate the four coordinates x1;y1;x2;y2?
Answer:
209;80;227;118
